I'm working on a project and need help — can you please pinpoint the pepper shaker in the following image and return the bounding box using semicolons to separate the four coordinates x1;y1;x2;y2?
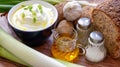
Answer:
85;31;107;62
76;18;92;47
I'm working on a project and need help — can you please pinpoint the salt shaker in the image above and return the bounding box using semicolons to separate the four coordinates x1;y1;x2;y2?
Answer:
76;18;92;47
85;31;106;62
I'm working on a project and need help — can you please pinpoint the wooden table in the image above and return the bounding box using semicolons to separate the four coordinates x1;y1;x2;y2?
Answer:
0;0;120;67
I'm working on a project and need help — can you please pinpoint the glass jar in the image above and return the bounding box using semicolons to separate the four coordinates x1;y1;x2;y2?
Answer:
76;18;92;47
51;28;85;62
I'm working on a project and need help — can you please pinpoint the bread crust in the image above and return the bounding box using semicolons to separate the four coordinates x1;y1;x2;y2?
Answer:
81;6;95;22
96;0;120;58
92;6;120;58
96;0;120;28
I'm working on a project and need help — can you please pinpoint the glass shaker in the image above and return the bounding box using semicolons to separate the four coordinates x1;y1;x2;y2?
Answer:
85;31;107;62
76;18;92;47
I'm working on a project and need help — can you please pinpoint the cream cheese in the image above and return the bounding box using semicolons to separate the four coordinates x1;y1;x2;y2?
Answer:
12;4;54;31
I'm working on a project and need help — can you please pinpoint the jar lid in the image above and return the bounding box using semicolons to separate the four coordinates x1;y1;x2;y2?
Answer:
78;18;91;29
90;31;104;43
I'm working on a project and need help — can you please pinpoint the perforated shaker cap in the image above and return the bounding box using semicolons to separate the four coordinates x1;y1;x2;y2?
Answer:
78;18;91;29
90;31;104;43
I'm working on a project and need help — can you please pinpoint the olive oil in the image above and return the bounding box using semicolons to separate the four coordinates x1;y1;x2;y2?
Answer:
51;36;79;62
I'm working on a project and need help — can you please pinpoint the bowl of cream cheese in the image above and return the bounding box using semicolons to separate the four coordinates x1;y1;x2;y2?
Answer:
8;1;58;46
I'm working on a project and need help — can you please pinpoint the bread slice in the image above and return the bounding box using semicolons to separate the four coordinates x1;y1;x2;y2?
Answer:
92;0;120;58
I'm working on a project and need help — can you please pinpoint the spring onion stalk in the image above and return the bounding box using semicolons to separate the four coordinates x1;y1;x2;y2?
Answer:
0;0;25;5
0;4;14;8
0;0;25;12
0;4;14;12
0;28;65;67
43;0;64;5
0;46;31;66
0;0;63;12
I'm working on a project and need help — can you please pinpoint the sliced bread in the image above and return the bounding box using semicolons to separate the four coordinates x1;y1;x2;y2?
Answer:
92;0;120;58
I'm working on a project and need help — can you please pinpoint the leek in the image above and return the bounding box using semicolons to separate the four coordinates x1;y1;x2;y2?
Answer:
0;46;31;66
0;28;65;67
0;45;85;67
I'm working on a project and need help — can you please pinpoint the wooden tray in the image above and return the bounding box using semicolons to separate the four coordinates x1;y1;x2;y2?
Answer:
0;0;120;67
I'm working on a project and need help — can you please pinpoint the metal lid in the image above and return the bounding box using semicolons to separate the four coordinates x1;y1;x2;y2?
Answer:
90;31;104;43
78;18;91;29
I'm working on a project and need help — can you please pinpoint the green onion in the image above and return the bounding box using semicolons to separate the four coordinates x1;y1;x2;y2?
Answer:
24;7;28;10
32;11;36;16
33;17;37;23
22;12;25;19
23;5;33;11
0;0;25;5
28;5;33;12
0;0;63;12
0;4;13;8
0;4;14;12
0;0;25;12
21;5;25;7
38;4;43;13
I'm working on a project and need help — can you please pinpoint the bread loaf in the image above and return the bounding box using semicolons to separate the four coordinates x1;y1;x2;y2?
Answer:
81;6;95;21
92;0;120;58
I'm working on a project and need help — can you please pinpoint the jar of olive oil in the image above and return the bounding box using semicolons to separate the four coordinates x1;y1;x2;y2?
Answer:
51;28;85;62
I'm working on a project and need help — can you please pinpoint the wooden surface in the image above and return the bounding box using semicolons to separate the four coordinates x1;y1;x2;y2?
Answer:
0;12;120;67
0;0;120;67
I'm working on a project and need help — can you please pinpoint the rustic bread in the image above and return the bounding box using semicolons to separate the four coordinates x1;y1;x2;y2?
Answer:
81;6;95;21
92;0;120;58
